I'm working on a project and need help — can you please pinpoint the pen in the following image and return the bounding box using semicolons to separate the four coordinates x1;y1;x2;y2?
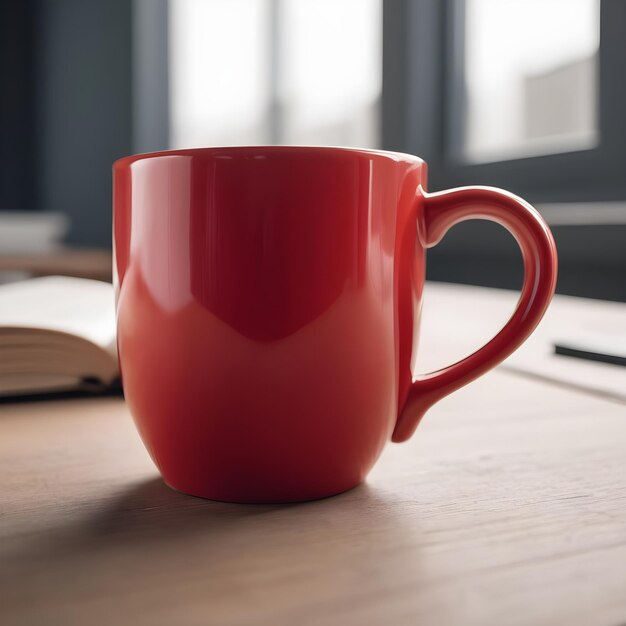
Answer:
554;343;626;367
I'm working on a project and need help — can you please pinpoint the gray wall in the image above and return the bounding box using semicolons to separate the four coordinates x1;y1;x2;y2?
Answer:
132;0;169;155
35;0;133;247
0;1;38;211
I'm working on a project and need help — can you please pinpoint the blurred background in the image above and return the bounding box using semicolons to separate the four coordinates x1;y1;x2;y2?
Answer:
1;0;624;299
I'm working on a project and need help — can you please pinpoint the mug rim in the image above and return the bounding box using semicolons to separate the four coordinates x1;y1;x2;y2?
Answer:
113;145;424;170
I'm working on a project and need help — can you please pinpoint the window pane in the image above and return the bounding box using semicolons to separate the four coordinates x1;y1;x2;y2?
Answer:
461;0;600;163
169;0;381;149
279;0;381;147
169;0;271;148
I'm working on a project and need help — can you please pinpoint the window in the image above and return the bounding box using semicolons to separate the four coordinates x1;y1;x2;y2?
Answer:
382;0;626;301
383;0;626;203
169;0;382;149
460;0;599;163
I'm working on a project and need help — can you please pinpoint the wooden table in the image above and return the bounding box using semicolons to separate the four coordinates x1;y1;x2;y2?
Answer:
1;285;625;626
0;248;112;282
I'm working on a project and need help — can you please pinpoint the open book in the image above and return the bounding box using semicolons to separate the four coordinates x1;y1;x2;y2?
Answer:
0;276;118;396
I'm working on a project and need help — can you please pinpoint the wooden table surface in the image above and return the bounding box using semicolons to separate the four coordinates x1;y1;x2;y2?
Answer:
1;285;625;626
0;248;112;282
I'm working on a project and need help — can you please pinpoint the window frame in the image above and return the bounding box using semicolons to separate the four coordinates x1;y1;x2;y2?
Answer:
382;0;626;204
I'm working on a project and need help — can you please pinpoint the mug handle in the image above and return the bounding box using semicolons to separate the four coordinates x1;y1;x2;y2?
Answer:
393;185;558;442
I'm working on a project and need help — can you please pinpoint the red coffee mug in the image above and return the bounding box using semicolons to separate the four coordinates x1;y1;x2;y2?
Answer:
113;146;557;503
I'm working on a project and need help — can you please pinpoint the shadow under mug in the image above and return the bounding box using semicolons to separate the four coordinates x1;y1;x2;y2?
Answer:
113;146;557;503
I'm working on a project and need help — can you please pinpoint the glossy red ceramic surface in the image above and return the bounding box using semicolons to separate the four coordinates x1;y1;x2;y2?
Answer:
113;146;557;503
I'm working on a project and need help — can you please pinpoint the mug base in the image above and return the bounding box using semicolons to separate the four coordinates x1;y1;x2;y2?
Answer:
162;477;363;504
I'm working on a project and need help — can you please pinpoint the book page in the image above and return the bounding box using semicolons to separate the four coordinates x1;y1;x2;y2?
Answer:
0;276;116;356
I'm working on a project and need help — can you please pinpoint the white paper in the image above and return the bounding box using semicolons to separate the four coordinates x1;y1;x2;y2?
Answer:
0;276;116;355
